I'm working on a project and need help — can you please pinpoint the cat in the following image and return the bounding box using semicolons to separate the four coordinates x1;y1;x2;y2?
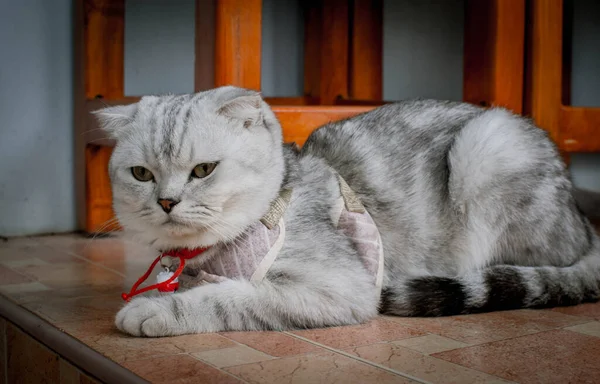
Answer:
94;86;600;337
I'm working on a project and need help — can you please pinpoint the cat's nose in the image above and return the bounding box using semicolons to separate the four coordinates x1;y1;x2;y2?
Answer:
157;198;180;213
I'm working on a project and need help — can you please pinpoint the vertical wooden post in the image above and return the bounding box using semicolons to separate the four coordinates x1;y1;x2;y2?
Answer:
529;0;563;142
320;0;349;104
86;146;119;233
75;0;86;230
303;0;323;101
493;0;526;113
195;0;216;91
349;0;382;101
84;0;125;99
214;0;262;90
463;0;525;114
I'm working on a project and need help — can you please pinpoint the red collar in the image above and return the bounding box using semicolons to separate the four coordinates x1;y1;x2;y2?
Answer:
161;247;210;260
121;247;210;301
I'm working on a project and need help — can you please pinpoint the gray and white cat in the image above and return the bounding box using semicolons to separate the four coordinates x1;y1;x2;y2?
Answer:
95;86;600;337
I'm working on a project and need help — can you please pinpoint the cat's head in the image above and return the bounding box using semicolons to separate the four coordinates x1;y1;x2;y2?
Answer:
94;86;285;250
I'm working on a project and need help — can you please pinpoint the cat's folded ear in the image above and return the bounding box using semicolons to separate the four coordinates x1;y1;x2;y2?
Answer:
217;93;263;128
92;104;138;139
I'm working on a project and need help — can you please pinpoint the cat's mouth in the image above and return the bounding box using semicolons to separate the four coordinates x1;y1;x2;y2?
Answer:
161;218;208;237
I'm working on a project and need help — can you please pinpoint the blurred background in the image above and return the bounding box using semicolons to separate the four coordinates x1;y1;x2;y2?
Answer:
0;0;599;237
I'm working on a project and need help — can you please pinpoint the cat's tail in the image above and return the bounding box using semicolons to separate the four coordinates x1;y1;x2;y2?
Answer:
380;242;600;317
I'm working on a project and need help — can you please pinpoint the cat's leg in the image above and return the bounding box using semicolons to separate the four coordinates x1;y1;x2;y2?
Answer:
115;268;378;337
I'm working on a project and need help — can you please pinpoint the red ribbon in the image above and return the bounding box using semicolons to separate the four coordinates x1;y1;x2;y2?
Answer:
121;247;209;302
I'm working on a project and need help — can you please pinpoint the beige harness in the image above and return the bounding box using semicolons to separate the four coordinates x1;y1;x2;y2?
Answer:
193;176;385;296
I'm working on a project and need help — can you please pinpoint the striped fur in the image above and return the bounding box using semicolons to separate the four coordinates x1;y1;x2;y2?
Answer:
97;87;600;337
305;101;600;318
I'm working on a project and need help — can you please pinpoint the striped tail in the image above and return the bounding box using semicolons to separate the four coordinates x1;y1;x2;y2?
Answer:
380;250;600;317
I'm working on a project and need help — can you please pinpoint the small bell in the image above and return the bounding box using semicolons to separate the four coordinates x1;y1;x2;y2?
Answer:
156;257;179;293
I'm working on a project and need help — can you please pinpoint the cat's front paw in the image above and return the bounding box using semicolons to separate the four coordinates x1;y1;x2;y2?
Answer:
115;297;181;337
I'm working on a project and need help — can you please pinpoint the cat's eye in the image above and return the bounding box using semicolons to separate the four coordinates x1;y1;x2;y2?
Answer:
131;166;154;182
191;163;218;179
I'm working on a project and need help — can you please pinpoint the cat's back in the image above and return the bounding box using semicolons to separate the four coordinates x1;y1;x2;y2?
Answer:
302;99;480;165
301;99;482;198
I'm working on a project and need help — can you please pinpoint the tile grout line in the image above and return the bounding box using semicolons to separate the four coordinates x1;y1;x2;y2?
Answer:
423;354;519;384
283;332;433;384
186;352;253;384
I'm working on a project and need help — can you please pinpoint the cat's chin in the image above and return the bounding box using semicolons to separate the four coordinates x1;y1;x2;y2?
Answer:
123;225;230;251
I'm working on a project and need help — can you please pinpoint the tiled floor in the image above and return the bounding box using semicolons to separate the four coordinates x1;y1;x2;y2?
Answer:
1;234;600;383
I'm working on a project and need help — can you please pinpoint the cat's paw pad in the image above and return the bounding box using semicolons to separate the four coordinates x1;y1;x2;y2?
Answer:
115;297;178;337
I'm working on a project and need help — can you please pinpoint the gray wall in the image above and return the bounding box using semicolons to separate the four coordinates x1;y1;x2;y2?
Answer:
570;0;600;107
383;0;464;101
124;0;195;95
0;0;75;236
261;0;305;97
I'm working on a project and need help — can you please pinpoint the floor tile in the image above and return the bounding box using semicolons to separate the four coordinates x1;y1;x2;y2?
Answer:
65;237;155;273
292;318;425;349
23;295;123;323
15;262;123;290
346;343;512;384
124;354;241;384
225;351;416;384
0;265;35;285
222;331;323;357
434;329;600;384
192;344;274;368
60;319;236;363
3;284;122;305
551;302;600;320
565;321;600;338
35;233;92;249
0;242;85;264
385;309;588;344
0;236;39;250
0;257;49;269
6;322;60;383
392;334;468;355
0;281;50;296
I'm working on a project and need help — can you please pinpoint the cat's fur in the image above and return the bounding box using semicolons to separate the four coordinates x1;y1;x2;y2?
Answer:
95;86;600;337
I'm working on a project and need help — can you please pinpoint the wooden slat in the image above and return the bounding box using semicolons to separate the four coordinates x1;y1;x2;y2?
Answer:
320;0;349;104
463;0;525;113
75;0;87;230
529;0;563;142
264;96;319;106
464;0;494;108
214;0;262;89
84;0;124;99
273;106;375;145
303;0;323;100
493;0;525;113
195;0;216;91
349;0;382;100
560;107;600;152
85;145;120;233
335;99;389;106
